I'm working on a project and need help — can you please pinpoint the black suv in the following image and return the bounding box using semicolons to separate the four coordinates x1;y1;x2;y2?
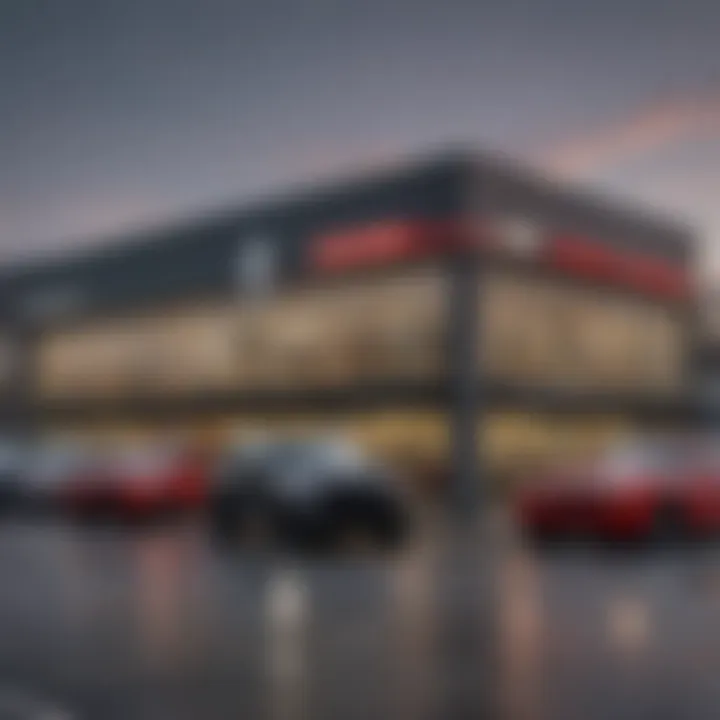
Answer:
209;439;410;551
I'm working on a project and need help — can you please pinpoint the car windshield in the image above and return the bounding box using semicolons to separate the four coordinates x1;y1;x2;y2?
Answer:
227;440;365;474
31;446;91;482
116;448;174;475
598;446;654;475
594;441;683;485
0;443;24;472
266;441;363;471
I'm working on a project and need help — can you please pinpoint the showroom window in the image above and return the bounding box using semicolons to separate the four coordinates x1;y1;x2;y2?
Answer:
38;270;448;399
481;271;683;392
235;270;447;389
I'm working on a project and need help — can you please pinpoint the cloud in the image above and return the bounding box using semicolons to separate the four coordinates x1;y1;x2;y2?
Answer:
536;84;720;178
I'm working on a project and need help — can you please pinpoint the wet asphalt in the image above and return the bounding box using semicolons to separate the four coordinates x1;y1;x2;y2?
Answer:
0;515;718;719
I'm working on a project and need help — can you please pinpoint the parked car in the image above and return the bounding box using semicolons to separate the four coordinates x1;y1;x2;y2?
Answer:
20;442;96;513
46;443;115;517
209;438;410;550
516;438;720;544
105;443;209;520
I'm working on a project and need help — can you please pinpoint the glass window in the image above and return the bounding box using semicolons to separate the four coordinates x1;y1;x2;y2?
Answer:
481;271;683;393
37;270;447;398
235;270;446;389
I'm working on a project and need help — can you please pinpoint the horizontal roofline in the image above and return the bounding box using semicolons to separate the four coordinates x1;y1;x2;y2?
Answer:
1;146;694;282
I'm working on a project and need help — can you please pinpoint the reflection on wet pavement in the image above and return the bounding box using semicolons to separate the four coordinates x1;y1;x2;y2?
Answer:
0;518;719;718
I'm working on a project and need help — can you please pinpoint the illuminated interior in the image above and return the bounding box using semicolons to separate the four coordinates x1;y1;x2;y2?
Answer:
35;264;684;492
37;270;447;397
481;271;683;392
482;411;637;485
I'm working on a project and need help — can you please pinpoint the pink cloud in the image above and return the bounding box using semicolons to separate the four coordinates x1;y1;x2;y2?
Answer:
537;85;720;178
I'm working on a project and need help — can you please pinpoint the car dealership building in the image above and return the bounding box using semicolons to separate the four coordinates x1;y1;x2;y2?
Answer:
0;152;697;503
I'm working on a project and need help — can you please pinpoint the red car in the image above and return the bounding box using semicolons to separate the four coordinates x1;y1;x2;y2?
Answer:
516;440;720;543
64;444;209;520
109;445;209;519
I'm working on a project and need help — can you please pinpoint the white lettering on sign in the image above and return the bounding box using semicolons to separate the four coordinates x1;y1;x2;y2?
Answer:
496;218;544;257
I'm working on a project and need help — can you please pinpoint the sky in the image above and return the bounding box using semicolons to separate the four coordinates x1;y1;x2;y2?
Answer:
1;0;719;278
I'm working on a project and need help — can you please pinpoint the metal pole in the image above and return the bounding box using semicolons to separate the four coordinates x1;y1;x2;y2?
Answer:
447;253;480;523
437;233;498;719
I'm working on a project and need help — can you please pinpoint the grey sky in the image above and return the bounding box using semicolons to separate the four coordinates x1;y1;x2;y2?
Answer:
1;0;719;273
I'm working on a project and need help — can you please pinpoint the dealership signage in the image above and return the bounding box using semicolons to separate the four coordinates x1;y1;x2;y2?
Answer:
311;219;461;272
310;216;689;300
547;234;688;299
493;217;544;257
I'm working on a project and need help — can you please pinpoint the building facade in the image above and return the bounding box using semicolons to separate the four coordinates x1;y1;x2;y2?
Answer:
0;152;697;499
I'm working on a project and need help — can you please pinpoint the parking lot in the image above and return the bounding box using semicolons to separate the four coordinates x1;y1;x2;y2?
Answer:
0;516;719;719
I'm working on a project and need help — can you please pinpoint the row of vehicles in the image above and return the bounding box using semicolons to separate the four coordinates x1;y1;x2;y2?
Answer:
0;437;411;551
8;431;716;548
516;437;720;544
